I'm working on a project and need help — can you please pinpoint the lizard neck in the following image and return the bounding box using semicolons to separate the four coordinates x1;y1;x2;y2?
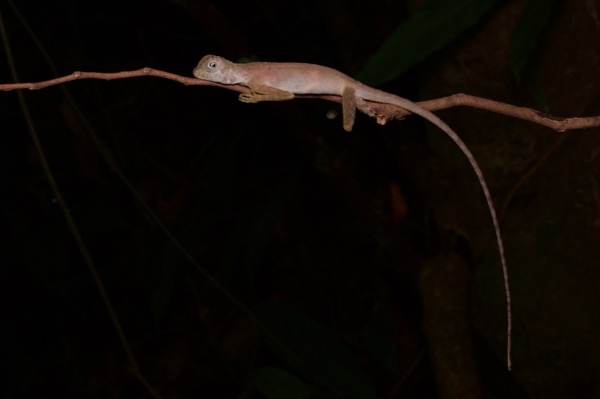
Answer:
221;66;246;84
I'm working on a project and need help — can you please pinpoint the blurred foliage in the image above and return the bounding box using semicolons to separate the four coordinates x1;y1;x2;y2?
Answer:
253;367;312;399
255;301;378;399
508;0;559;109
509;0;558;84
356;0;498;85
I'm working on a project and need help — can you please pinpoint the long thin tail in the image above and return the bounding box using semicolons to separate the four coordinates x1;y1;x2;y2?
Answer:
389;97;512;370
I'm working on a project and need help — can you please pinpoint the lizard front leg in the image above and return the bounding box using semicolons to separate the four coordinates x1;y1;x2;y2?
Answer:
239;82;294;103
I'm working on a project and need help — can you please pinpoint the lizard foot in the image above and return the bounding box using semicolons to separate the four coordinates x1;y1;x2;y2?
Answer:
239;93;259;103
357;98;390;126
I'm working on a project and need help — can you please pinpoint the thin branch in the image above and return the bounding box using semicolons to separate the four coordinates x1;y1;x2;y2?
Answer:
0;68;208;90
427;94;600;132
2;70;599;132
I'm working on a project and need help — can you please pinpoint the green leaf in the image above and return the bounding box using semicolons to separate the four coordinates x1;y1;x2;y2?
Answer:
253;367;311;399
254;301;377;399
509;0;557;84
356;0;498;86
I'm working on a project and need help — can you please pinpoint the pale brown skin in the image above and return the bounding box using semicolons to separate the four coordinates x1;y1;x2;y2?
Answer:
194;54;512;369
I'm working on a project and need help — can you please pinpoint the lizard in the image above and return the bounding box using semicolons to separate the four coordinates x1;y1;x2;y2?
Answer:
193;54;512;370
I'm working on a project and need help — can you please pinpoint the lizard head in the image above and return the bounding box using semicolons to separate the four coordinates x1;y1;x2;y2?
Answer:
193;55;240;85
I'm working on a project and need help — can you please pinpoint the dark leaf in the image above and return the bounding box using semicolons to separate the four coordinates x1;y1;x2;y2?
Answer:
357;0;498;86
254;301;377;399
253;367;311;399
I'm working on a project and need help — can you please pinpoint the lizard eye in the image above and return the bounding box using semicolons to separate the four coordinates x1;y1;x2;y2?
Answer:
208;60;218;70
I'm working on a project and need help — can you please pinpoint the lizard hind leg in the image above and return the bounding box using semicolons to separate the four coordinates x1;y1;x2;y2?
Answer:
341;86;357;131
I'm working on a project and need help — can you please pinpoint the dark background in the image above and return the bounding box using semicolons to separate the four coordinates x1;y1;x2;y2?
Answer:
1;0;599;398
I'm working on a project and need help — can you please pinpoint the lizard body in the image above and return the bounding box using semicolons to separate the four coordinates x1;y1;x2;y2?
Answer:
193;54;512;369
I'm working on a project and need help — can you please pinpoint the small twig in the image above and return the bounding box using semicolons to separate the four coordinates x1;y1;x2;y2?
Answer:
2;70;600;132
0;68;207;90
499;134;571;219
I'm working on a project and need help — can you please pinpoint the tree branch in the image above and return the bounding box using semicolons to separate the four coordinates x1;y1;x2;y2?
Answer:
1;69;599;132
